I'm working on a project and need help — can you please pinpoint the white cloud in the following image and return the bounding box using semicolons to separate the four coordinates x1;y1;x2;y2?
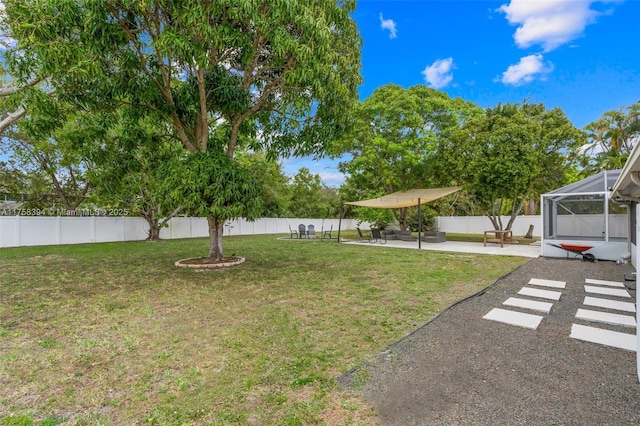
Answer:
279;156;342;186
319;171;346;187
498;0;605;51
379;13;397;39
421;58;454;89
500;54;553;85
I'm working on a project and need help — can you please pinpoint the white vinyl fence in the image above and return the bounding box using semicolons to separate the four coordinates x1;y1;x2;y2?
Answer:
435;214;628;239
0;216;357;248
434;215;542;237
2;214;628;248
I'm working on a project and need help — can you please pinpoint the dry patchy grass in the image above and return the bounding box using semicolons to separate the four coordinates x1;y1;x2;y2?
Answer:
0;235;528;425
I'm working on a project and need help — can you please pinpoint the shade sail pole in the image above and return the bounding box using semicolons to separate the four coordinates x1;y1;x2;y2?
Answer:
337;205;343;243
418;198;422;249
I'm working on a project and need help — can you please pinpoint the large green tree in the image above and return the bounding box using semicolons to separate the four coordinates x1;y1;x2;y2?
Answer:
582;101;640;173
85;113;186;240
1;98;93;211
241;152;291;218
442;103;583;230
6;0;361;260
334;84;482;230
287;167;338;218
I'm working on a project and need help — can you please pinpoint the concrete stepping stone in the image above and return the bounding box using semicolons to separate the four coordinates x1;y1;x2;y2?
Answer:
584;285;631;298
528;278;566;289
570;324;636;352
518;287;562;301
585;278;625;288
583;296;635;313
575;308;637;328
483;308;544;330
503;297;553;313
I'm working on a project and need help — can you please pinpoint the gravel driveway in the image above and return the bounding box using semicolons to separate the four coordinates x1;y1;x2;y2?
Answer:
339;257;640;425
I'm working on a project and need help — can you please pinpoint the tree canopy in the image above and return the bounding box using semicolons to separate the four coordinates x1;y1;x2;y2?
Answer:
333;83;482;229
5;0;362;260
85;112;185;240
439;102;584;230
581;100;640;173
287;167;339;219
1;94;93;211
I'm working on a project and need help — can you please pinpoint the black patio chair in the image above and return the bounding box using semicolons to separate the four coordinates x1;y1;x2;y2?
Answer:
323;225;333;240
307;224;316;238
356;227;371;242
298;224;307;239
370;227;387;244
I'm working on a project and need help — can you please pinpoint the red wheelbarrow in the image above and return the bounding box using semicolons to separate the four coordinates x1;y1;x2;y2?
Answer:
546;242;596;262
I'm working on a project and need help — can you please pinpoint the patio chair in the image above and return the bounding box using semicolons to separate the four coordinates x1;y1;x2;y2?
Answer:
356;227;371;242
298;224;307;239
289;225;299;239
421;230;446;243
323;225;333;240
370;227;387;244
307;224;316;238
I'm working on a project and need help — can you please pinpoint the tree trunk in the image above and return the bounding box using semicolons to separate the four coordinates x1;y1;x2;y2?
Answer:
143;212;161;241
487;198;504;230
207;216;224;261
143;206;182;241
147;223;161;241
398;207;407;231
505;194;527;231
486;213;501;230
524;200;537;215
524;224;534;239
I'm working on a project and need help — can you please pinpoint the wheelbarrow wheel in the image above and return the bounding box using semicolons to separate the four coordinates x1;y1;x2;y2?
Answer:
582;253;596;262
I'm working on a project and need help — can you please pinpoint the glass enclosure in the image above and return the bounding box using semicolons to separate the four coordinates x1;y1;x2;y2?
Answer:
542;170;627;242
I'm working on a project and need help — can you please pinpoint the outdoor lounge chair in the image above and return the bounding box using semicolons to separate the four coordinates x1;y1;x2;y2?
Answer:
298;224;307;239
356;227;371;242
307;224;316;238
383;229;417;241
421;231;446;243
370;227;387;244
289;225;299;239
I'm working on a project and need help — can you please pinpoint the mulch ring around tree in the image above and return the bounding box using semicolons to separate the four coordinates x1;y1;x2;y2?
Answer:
174;256;245;269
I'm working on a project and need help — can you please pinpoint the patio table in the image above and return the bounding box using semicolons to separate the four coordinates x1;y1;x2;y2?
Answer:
484;229;512;248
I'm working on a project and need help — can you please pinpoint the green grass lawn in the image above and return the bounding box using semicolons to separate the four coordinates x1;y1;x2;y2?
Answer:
0;235;529;425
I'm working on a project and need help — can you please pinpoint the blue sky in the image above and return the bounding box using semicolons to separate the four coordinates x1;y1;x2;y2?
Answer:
283;0;640;187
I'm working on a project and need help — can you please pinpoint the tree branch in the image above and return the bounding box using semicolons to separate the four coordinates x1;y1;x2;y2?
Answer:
160;205;184;227
195;68;209;151
102;3;196;153
226;50;295;157
0;77;43;97
0;107;26;133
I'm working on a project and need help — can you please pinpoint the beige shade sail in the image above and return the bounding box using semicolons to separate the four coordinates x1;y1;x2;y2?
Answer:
344;187;461;209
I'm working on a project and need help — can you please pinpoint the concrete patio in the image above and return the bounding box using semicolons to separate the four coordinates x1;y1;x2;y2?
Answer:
340;238;541;258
